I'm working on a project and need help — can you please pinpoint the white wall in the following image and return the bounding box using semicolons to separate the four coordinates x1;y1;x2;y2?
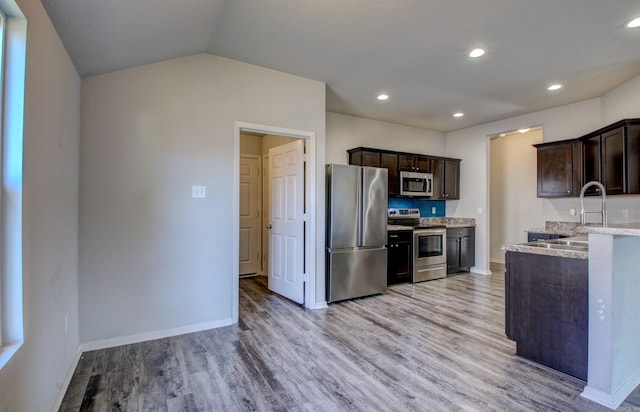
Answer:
80;54;325;343
448;71;640;273
326;112;446;165
239;133;262;155
602;74;640;124
489;129;543;262
263;134;294;153
446;99;604;273
0;0;81;410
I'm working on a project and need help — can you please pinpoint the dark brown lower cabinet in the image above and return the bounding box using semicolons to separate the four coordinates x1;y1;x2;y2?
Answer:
446;227;474;273
505;251;588;380
387;230;412;285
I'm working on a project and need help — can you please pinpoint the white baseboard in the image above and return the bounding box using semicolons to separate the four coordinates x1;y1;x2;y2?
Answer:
80;318;234;352
50;346;83;412
310;301;328;309
490;258;505;265
582;368;640;409
471;266;492;275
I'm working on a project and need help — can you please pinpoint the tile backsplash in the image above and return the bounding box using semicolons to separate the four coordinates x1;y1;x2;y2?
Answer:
388;198;446;217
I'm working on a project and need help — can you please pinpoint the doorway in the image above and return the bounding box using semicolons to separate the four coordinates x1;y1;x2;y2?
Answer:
239;132;304;278
488;127;543;265
233;122;317;323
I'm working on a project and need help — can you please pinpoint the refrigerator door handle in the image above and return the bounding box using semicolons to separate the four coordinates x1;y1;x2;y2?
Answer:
360;166;388;247
357;167;363;246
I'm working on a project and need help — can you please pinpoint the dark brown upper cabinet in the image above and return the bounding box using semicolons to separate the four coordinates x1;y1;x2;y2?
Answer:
582;134;601;195
432;158;460;200
380;152;399;197
348;149;380;167
534;139;582;198
347;147;461;200
581;121;640;196
398;154;431;172
582;127;626;195
535;119;640;198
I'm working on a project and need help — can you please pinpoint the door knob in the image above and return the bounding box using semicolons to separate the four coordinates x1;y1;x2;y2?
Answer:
266;224;272;229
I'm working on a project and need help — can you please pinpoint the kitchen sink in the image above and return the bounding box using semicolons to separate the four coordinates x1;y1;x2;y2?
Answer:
520;236;589;252
540;238;589;247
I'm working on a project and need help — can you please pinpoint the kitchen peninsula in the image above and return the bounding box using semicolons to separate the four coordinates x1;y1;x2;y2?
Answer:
504;223;640;409
503;238;588;380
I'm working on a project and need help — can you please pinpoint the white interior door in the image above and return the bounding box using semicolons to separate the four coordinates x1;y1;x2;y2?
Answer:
262;155;270;276
239;155;261;275
268;140;304;304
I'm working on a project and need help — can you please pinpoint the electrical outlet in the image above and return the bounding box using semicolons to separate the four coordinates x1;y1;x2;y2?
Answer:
65;313;69;333
597;299;606;321
431;206;436;214
623;209;629;219
192;185;206;198
476;207;482;215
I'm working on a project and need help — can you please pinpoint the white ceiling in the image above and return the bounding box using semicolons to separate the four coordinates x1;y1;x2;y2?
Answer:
41;0;640;132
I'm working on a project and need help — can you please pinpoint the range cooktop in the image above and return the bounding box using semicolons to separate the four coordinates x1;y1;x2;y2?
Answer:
387;208;446;229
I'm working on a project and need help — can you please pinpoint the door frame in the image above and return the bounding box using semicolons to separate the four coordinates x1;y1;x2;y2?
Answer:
232;121;317;322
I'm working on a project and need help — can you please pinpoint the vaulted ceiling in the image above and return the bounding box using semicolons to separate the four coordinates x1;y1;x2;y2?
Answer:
41;0;640;132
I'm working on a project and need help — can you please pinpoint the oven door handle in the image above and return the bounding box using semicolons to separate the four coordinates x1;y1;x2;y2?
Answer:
416;265;446;273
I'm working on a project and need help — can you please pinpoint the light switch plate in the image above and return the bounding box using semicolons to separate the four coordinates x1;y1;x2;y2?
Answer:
192;185;206;198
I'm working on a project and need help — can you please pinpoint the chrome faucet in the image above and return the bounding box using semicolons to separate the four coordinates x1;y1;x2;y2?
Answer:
579;181;607;227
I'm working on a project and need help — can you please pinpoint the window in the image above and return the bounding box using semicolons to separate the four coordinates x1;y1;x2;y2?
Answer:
0;5;8;363
0;1;26;370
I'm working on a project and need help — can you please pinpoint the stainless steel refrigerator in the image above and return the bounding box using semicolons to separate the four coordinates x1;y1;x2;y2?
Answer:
326;164;388;303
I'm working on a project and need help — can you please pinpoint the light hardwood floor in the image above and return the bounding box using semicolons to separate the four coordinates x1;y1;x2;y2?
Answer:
60;268;640;411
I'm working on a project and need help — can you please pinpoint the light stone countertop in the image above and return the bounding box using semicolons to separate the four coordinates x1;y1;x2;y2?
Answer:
504;220;640;259
419;217;476;228
577;222;640;236
502;242;588;260
388;217;476;232
524;221;640;237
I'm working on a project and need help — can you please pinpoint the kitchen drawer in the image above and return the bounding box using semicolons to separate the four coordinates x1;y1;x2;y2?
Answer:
447;227;474;237
388;230;413;243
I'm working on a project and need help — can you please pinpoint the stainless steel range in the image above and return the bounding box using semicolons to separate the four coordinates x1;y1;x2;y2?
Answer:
388;208;447;282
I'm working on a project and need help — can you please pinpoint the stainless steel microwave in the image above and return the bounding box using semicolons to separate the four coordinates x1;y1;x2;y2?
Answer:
399;170;433;197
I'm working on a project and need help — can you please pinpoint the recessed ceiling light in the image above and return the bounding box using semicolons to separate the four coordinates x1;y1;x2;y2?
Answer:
547;84;563;91
453;112;464;118
469;48;486;58
499;133;507;137
626;17;640;28
518;128;530;134
377;94;389;101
